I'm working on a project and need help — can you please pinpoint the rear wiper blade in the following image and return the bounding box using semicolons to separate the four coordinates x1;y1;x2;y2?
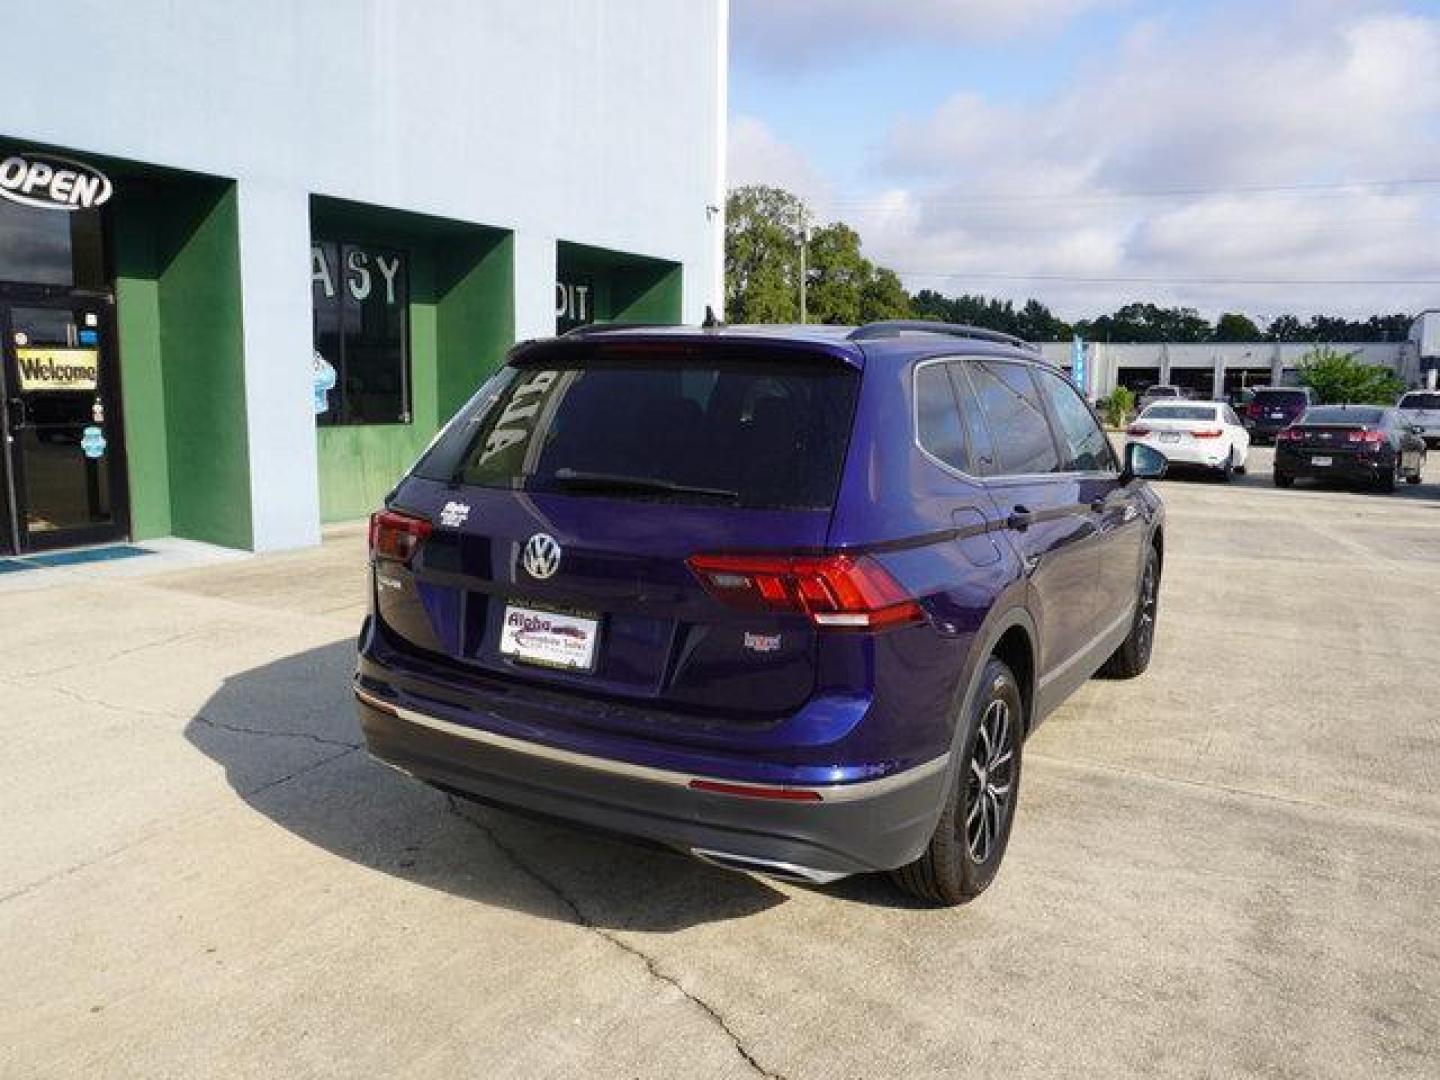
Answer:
549;469;740;502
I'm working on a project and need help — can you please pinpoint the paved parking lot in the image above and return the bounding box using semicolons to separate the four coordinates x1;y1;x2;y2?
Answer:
3;449;1438;1078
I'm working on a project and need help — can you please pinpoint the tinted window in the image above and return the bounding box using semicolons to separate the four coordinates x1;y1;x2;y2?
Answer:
967;361;1060;475
1301;406;1384;425
1143;405;1220;421
312;241;411;425
951;364;999;475
915;363;968;471
1254;389;1309;408
1037;370;1112;471
1400;393;1440;410
443;358;858;509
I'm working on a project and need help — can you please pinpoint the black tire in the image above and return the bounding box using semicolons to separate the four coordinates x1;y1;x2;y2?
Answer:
1376;461;1398;493
891;658;1022;906
1097;544;1160;680
1273;471;1294;488
1407;455;1424;485
1217;450;1234;483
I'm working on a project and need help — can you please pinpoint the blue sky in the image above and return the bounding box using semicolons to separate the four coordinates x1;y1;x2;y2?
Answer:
727;0;1440;320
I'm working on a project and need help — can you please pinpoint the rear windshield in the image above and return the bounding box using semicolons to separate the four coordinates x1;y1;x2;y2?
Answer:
1145;386;1181;397
1253;389;1308;406
1302;406;1383;425
1399;393;1440;410
417;359;858;510
1142;405;1218;421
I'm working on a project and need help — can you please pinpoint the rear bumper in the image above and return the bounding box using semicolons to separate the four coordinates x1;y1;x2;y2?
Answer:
355;686;949;880
1275;447;1394;481
1130;438;1230;468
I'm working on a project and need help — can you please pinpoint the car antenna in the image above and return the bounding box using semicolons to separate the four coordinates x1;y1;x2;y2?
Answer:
702;305;724;329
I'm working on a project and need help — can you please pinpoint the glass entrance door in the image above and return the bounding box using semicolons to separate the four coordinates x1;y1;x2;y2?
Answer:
0;294;127;554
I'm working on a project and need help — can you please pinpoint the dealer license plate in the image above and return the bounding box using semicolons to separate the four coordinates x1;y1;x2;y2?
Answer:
499;603;600;671
1159;432;1181;444
1310;455;1332;467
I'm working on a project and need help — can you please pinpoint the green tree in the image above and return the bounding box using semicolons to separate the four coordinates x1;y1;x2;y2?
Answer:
724;185;910;324
725;185;805;322
1213;312;1261;340
1296;346;1406;405
1076;302;1212;343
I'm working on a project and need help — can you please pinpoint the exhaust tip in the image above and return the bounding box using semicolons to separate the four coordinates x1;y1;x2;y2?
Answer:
691;848;849;885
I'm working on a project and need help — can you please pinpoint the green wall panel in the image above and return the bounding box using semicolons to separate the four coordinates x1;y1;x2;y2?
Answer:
112;202;171;540
556;242;682;329
156;184;252;548
109;173;250;548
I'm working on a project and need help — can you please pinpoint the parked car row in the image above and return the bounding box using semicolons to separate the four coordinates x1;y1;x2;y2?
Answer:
1125;392;1429;493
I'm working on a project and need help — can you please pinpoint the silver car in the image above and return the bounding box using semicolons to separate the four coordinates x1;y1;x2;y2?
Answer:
1397;391;1440;448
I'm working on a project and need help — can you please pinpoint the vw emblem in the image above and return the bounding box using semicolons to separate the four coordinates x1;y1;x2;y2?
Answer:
522;533;562;580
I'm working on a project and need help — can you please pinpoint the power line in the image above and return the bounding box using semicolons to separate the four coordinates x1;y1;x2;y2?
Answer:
897;270;1440;286
807;177;1440;212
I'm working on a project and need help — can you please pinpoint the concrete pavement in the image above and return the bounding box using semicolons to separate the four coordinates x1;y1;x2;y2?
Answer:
2;449;1438;1078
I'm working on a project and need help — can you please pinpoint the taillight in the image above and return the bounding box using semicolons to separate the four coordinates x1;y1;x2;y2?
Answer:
1126;424;1151;436
687;552;924;631
369;509;432;564
1347;429;1385;444
1246;402;1262;417
1276;428;1301;441
1192;428;1224;439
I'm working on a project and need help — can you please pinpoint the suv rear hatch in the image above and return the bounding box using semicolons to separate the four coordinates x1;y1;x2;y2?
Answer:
372;337;868;723
1248;389;1309;427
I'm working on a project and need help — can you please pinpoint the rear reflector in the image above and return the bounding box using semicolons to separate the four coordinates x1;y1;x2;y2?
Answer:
689;778;823;802
687;552;924;631
354;686;399;716
369;509;432;564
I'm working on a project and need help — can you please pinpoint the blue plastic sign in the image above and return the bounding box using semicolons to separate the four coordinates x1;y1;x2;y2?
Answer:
79;329;98;345
1071;335;1087;394
81;425;107;460
313;351;337;414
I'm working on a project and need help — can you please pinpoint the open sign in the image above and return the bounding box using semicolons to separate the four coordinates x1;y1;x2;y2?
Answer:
0;153;113;212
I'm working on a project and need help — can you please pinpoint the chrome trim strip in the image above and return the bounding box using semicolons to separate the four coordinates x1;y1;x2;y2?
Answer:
1038;602;1136;688
356;687;949;803
690;848;849;885
911;356;1121;486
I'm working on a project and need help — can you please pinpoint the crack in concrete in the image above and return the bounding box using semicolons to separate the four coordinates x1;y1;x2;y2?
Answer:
444;796;785;1080
191;713;361;751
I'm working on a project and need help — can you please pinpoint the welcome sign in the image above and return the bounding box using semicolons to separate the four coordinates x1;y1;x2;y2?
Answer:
15;347;100;392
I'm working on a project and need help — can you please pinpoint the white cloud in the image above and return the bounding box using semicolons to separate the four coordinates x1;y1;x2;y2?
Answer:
732;0;1122;67
846;3;1440;320
727;113;833;205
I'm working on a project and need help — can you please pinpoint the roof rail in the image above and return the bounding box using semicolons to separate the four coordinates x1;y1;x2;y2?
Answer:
561;322;679;338
847;320;1038;353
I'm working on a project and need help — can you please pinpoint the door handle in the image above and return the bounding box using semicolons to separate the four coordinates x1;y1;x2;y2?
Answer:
1006;505;1034;532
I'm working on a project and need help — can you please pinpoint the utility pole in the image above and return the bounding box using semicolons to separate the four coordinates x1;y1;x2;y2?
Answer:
797;205;809;324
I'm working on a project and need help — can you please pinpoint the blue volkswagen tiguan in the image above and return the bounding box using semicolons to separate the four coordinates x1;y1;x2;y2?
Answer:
354;321;1167;904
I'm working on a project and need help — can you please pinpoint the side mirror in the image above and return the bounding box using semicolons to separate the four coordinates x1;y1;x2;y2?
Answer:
1412;425;1426;436
1121;441;1167;482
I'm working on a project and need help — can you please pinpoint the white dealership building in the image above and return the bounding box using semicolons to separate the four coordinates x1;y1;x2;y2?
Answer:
0;1;727;557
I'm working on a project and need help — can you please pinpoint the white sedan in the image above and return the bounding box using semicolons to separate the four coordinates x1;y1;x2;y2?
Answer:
1126;401;1251;481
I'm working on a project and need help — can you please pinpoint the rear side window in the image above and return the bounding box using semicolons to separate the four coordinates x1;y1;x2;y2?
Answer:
1036;369;1113;471
439;358;859;510
915;362;968;471
1400;393;1440;410
964;361;1060;475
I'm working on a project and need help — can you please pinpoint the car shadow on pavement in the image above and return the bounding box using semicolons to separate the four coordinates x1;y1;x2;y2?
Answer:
185;639;790;933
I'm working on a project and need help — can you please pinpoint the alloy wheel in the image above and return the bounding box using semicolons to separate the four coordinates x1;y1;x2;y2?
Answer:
1135;558;1158;661
964;698;1015;864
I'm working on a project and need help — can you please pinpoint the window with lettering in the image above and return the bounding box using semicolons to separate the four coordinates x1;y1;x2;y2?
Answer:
311;241;410;425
